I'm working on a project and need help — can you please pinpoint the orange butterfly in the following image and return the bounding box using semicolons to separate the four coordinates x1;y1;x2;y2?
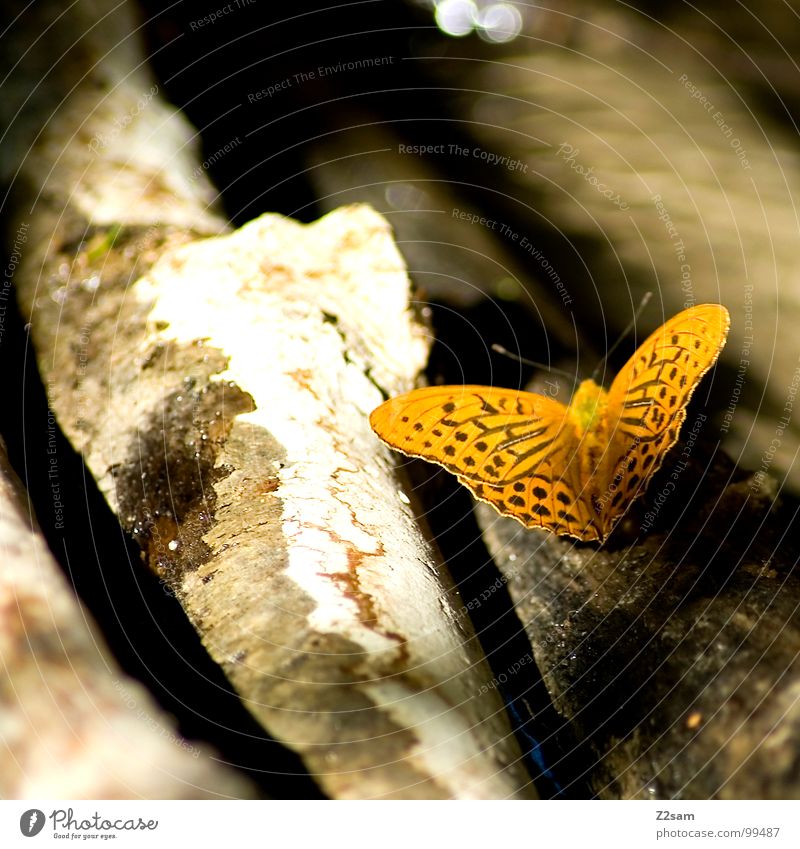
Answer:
370;304;730;542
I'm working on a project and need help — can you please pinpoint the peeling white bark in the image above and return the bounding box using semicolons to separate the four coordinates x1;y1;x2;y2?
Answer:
114;206;533;799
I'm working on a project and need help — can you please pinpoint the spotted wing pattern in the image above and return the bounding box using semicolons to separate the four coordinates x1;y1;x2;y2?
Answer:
596;303;730;536
369;385;603;538
369;304;730;543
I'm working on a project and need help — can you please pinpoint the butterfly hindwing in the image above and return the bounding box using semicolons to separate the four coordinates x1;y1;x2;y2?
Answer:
458;461;601;541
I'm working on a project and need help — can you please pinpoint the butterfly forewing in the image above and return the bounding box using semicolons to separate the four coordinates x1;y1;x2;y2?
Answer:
369;385;571;483
370;385;602;536
598;304;730;534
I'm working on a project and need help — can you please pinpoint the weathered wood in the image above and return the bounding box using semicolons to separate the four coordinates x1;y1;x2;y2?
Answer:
0;438;255;798
477;436;800;798
21;203;535;798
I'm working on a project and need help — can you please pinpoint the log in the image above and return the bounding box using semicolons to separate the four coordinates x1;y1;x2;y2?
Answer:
0;437;255;798
20;202;535;798
477;437;800;798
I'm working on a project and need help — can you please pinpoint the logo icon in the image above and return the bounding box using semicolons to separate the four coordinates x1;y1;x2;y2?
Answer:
19;810;45;837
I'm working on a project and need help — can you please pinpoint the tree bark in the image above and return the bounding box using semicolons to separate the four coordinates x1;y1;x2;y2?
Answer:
0;438;255;798
477;443;800;799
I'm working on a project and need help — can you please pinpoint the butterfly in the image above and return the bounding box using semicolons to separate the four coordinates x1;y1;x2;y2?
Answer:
369;304;730;542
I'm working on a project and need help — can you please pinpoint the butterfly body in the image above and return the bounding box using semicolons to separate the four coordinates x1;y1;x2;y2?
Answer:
569;379;607;434
370;304;730;543
567;379;610;483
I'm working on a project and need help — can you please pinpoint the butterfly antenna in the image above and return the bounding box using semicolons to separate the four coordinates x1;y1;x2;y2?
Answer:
491;344;576;381
590;292;653;383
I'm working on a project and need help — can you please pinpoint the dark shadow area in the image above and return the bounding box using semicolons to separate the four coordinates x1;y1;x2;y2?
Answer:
140;0;443;225
417;300;592;797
